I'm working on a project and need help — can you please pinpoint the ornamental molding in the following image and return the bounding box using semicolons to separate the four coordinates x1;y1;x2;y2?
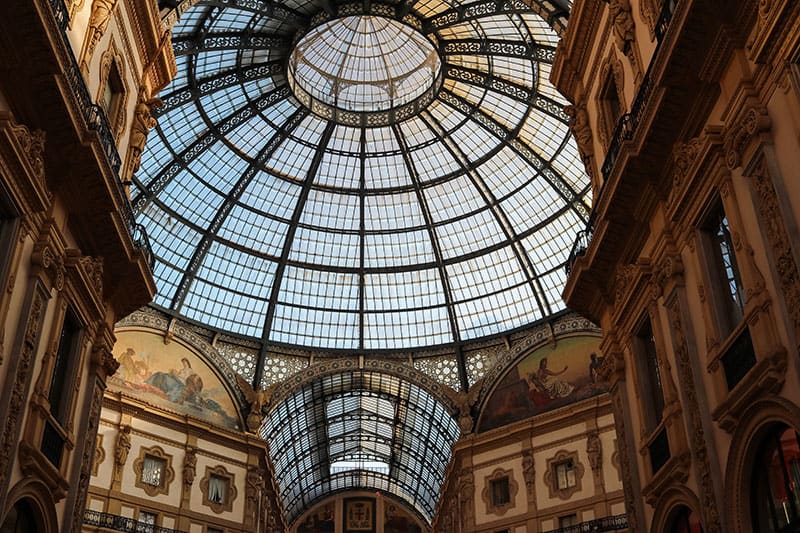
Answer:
132;444;176;497
745;154;800;341
0;286;48;501
610;388;640;532
69;378;104;533
665;295;722;532
723;104;771;170
31;223;66;292
544;449;585;501
0;115;48;201
481;467;518;516
199;464;238;514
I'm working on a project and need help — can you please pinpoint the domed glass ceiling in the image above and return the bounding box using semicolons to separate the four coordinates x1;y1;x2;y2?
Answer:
133;0;586;352
288;15;441;113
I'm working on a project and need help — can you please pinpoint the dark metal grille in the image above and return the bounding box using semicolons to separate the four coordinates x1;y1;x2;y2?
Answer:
721;327;756;391
542;514;629;533
83;510;186;533
565;223;593;275
546;514;628;533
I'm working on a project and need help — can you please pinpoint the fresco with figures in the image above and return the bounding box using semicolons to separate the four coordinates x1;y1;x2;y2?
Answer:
297;501;335;533
478;335;606;432
109;330;240;430
384;502;422;533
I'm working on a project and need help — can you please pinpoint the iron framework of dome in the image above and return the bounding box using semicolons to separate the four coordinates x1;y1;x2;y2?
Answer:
136;0;586;354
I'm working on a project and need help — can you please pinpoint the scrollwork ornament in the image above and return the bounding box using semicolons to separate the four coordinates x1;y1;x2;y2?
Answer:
614;263;637;306
748;158;800;335
0;290;45;495
9;123;47;183
673;137;702;184
69;382;103;533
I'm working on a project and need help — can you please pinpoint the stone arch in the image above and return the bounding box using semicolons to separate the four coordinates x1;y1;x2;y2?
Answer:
650;485;703;532
0;478;58;533
111;322;247;429
724;395;800;533
266;357;460;416
474;326;602;432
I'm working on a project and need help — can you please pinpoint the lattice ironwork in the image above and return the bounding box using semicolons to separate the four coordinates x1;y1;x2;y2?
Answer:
261;371;460;524
413;355;461;390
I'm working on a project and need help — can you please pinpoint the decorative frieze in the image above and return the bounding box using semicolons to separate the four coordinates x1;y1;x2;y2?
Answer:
69;379;104;533
665;296;722;532
0;285;47;501
747;156;800;342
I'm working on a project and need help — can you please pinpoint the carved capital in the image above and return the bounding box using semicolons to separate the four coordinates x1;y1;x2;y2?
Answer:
724;106;771;170
673;136;703;185
9;122;47;185
31;243;65;291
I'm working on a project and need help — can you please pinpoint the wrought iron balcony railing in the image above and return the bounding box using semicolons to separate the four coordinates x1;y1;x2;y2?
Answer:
46;0;155;271
564;223;593;276
565;1;678;275
600;0;676;180
84;510;185;533
543;513;629;533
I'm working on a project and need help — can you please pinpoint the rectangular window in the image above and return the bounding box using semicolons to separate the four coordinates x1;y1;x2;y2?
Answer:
102;61;124;127
559;514;578;528
208;474;228;504
490;477;510;506
48;309;81;424
636;316;665;432
554;460;576;490
702;203;745;337
0;192;17;299
137;511;156;533
141;455;166;487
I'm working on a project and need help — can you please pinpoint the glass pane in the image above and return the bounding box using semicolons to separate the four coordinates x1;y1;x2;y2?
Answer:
141;456;164;486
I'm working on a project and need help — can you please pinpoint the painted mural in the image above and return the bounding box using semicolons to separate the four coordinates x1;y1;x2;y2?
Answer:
297;501;335;533
384;502;422;533
109;330;240;430
478;335;606;432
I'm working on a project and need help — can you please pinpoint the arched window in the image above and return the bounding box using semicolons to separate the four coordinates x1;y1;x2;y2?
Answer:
0;499;39;533
668;505;703;533
751;426;800;532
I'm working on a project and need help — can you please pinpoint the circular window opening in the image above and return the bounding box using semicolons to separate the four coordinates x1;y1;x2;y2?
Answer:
288;15;441;122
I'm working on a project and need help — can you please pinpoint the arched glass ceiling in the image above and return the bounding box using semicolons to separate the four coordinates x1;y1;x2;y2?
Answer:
134;0;588;351
261;371;461;524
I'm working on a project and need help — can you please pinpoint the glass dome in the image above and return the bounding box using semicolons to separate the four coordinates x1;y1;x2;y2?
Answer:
133;0;586;352
288;15;441;114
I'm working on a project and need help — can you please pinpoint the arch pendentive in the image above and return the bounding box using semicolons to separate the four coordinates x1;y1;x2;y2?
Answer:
261;369;461;525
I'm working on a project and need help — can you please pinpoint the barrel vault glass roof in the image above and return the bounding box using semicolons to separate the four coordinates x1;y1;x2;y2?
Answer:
262;371;461;524
134;0;586;352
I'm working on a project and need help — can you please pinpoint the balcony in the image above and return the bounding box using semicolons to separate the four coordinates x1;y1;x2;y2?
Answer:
542;514;629;533
564;0;677;279
565;223;594;276
84;510;185;533
46;0;154;272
